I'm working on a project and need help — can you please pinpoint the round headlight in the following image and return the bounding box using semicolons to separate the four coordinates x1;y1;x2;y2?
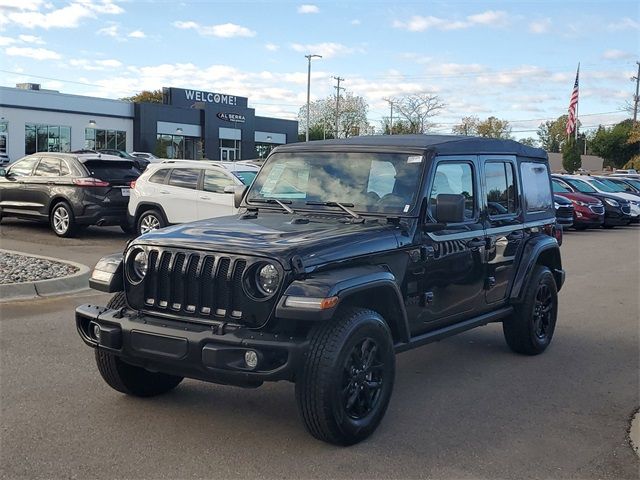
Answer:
128;249;147;283
256;263;280;296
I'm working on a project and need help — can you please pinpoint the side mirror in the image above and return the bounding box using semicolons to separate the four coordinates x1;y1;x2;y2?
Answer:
0;168;6;177
223;185;236;194
234;186;248;208
435;193;466;224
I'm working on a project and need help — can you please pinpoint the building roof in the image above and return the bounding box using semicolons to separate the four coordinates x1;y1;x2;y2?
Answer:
275;134;547;159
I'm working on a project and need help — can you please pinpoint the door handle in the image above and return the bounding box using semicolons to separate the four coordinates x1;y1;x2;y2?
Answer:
467;238;486;249
159;191;170;194
200;196;210;200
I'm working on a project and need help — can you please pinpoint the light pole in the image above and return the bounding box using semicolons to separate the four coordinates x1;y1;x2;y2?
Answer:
305;54;322;142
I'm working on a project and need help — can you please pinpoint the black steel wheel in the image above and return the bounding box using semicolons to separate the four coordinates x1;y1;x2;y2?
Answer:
503;265;558;355
295;307;395;446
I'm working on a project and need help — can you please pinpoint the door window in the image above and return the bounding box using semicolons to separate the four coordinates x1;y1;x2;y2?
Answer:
428;162;475;220
203;170;233;193
168;168;200;190
520;162;552;212
485;162;516;216
34;158;61;177
148;169;170;184
8;157;39;177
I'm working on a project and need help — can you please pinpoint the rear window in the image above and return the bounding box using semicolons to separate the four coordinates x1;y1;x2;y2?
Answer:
168;168;200;190
83;160;141;181
148;169;169;184
520;162;552;212
233;170;257;185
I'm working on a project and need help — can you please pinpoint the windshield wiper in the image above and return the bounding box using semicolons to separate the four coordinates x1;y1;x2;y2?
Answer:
250;198;295;214
305;201;362;220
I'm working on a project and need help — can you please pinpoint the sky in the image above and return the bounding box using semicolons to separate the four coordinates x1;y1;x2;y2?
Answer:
0;0;638;139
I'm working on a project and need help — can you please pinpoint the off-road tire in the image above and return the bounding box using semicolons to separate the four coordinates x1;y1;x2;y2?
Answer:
94;292;183;397
50;201;77;237
295;308;395;446
136;209;165;236
503;265;558;355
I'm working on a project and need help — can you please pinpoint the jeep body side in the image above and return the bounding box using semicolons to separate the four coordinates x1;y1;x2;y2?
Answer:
76;135;564;445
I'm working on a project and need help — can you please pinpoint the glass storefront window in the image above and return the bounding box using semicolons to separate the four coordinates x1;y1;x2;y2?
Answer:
85;128;127;151
25;123;71;154
219;139;241;161
155;134;202;159
1;122;9;156
116;131;126;150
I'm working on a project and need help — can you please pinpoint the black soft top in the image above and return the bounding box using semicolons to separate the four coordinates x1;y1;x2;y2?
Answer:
274;134;547;160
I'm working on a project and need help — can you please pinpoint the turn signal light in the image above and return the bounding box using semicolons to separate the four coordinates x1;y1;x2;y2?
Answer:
73;177;110;187
130;180;136;189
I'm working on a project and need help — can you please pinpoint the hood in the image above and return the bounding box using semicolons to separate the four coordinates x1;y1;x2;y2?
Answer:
133;212;406;270
554;192;602;204
553;194;572;205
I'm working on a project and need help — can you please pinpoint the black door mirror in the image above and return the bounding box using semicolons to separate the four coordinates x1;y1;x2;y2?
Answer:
234;186;248;208
0;168;6;177
435;193;466;224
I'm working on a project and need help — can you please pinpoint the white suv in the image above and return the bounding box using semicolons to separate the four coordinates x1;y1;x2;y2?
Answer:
128;160;259;235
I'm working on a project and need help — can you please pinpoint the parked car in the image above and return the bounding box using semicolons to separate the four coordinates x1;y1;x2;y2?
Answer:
563;174;640;222
551;179;604;230
97;149;150;172
552;175;631;227
128;160;259;235
131;151;160;162
77;135;564;446
0;152;140;236
211;160;260;185
594;175;640;197
553;194;573;228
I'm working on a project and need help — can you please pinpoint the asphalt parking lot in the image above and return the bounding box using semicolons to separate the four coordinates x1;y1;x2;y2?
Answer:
1;221;639;479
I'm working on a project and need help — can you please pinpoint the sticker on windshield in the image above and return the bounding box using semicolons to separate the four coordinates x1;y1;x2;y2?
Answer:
403;204;410;213
407;156;423;163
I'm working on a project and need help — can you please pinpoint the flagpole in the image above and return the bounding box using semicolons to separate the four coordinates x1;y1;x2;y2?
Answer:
574;62;580;141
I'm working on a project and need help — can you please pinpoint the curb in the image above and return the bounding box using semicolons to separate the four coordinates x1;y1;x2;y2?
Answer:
631;409;640;458
0;249;91;302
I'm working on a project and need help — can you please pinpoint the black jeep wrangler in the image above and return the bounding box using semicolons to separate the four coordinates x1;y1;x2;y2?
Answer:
76;135;564;445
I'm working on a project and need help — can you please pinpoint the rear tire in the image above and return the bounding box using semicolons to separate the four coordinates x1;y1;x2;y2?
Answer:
50;201;77;237
295;308;395;445
120;223;135;235
503;266;558;355
137;209;165;236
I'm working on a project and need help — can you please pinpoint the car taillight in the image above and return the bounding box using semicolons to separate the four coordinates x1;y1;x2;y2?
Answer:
130;180;136;189
73;177;110;187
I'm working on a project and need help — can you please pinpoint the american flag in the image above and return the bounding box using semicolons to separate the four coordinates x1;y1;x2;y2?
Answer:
566;64;580;136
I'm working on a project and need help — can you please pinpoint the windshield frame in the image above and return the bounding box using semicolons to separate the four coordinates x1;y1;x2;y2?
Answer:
245;148;428;217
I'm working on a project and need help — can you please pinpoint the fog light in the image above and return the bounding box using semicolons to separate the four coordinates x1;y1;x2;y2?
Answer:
244;350;258;369
93;324;101;342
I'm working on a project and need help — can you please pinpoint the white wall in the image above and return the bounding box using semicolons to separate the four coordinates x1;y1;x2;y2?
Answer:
0;106;133;162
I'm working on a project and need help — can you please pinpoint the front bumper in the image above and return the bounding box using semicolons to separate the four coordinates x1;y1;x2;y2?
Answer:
76;304;308;386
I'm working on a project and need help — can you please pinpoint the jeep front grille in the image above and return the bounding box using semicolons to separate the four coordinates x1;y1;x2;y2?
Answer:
125;247;277;327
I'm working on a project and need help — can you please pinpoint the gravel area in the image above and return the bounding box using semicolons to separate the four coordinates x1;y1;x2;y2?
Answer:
0;251;79;284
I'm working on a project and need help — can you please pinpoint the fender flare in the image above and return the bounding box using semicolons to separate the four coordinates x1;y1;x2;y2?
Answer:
509;236;564;302
276;265;410;342
134;202;169;225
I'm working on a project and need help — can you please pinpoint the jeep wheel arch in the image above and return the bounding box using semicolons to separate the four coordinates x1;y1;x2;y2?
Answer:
509;236;563;302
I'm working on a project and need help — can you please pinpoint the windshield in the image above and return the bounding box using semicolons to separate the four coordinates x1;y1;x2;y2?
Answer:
625;178;640;190
585;178;617;193
246;152;424;215
552;180;570;193
233;170;257;185
565;178;597;193
596;178;625;193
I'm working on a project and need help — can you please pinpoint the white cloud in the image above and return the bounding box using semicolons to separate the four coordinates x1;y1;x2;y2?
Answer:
351;19;361;25
297;4;319;14
0;35;16;46
97;24;119;37
393;10;510;32
6;46;60;60
68;58;123;70
128;30;146;39
291;42;359;58
607;17;640;31
265;43;279;51
95;59;122;68
602;49;634;60
18;34;45;44
529;18;551;34
173;20;255;38
0;0;123;29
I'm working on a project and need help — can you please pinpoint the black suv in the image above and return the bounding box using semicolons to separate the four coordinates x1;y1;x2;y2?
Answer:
76;135;564;445
0;152;140;236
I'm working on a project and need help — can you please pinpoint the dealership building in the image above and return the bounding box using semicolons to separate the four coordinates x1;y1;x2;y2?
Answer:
0;84;298;162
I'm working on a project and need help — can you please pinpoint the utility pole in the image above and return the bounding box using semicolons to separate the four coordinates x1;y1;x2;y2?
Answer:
632;61;640;124
305;54;322;142
384;98;394;135
333;76;344;138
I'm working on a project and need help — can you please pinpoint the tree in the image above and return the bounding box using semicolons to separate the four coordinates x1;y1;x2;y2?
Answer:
537;115;582;153
562;138;581;173
121;89;163;103
589;120;638;168
393;93;445;133
623;122;640;169
475;116;512;139
452;116;479;136
519;137;538;147
380;118;413;135
298;91;369;139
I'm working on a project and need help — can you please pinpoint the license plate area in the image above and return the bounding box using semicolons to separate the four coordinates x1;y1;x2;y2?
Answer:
121;188;130;196
130;330;188;359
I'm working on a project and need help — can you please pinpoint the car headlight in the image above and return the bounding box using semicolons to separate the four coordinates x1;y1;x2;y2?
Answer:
554;202;560;209
572;200;587;207
630;200;640;206
604;198;619;207
126;248;148;284
256;263;280;296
